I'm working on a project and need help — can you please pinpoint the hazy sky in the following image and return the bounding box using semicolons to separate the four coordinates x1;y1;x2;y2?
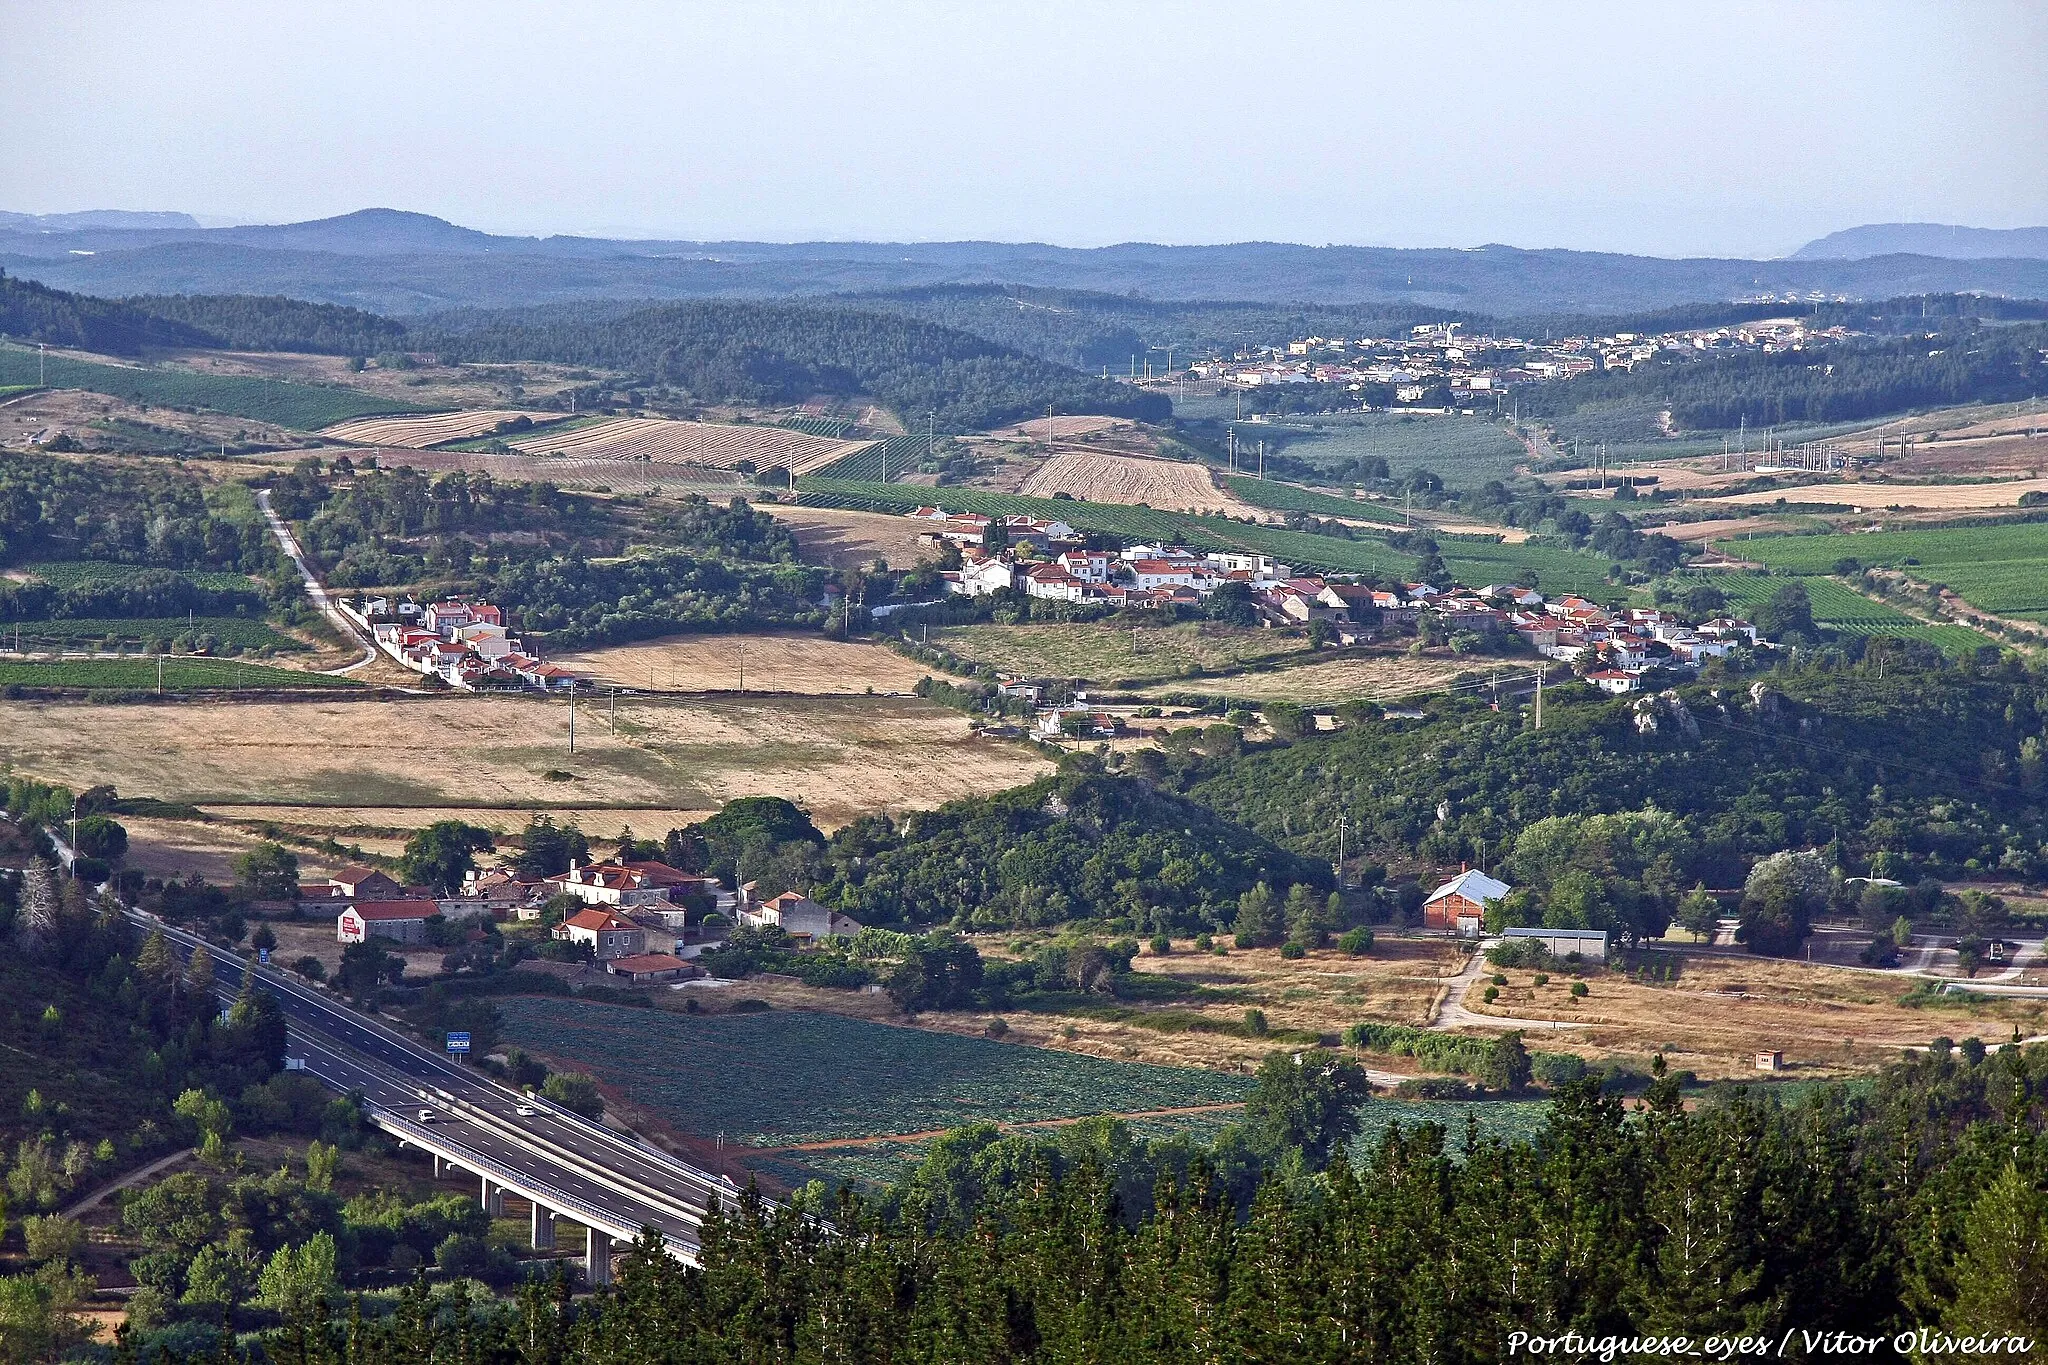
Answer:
5;0;2044;257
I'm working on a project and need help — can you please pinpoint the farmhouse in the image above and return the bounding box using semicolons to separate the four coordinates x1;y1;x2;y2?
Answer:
336;899;438;945
544;859;704;909
553;908;646;961
604;953;696;984
1422;869;1512;933
324;865;407;901
737;891;863;947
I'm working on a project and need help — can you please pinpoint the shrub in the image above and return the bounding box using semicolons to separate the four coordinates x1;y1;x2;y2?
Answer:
1193;932;1213;951
1149;934;1171;955
1570;981;1589;998
984;1018;1009;1038
1244;1008;1269;1037
1336;927;1374;955
292;956;327;982
1233;932;1255;950
1482;986;1499;1003
1279;941;1306;960
1491;973;1508;987
1395;1076;1477;1100
1531;1052;1588;1087
1532;972;1549;986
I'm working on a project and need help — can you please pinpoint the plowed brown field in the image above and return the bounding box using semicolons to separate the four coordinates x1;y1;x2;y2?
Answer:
510;417;873;473
318;410;570;447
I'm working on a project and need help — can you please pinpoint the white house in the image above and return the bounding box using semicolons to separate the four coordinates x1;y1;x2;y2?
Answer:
337;899;437;945
553;908;646;961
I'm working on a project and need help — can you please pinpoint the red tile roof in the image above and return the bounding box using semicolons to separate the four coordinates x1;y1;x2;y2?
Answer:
350;899;437;921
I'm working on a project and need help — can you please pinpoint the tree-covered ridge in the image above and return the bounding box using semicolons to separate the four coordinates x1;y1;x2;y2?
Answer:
1183;656;2048;922
811;769;1331;932
121;293;410;356
1521;318;2048;432
422;299;1171;432
0;268;215;355
0;452;280;578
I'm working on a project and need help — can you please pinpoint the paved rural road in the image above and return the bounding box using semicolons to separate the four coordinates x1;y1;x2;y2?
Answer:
255;488;379;676
124;909;739;1258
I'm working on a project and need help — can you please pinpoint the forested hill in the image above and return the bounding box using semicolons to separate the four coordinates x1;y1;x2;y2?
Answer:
0;269;411;357
0;268;214;355
119;293;408;355
1182;656;2046;902
423;300;1170;432
1522;315;2048;435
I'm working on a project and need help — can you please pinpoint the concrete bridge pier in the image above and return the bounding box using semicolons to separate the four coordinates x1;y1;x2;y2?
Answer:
531;1205;556;1250
432;1154;445;1179
586;1228;613;1286
482;1177;505;1217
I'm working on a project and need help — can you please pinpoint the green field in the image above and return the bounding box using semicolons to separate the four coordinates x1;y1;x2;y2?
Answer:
0;658;352;689
1254;413;1529;487
24;560;258;593
1220;475;1410;525
931;621;1309;682
1740;523;2048;622
1692;573;1992;655
809;435;921;481
0;344;423;429
0;617;301;651
496;997;1253;1148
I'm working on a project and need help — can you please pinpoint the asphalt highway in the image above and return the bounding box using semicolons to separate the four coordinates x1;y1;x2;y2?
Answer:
132;911;740;1258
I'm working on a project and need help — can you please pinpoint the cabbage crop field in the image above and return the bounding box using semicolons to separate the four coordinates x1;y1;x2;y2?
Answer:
25;560;257;593
1687;572;1993;655
496;997;1252;1148
0;616;301;651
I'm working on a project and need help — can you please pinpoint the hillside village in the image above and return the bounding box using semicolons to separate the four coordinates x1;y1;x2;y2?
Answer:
1190;315;1859;408
914;505;1765;702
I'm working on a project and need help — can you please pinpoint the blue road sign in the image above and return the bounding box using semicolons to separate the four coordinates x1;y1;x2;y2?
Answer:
446;1031;472;1054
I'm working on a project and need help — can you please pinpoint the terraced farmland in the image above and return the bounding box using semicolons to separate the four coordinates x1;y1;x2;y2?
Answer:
510;416;877;474
319;409;570;448
496;997;1252;1148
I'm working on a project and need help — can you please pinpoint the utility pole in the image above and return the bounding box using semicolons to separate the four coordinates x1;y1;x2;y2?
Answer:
1534;664;1546;730
737;640;746;694
928;410;935;462
39;344;46;386
157;654;163;696
609;686;617;731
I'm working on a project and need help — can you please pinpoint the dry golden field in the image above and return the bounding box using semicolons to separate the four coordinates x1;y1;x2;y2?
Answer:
0;692;1050;833
1130;652;1472;703
117;814;349;885
508;417;872;473
933;621;1308;682
1701;476;2048;511
318;409;571;447
1458;953;2040;1080
764;504;938;568
1019;450;1266;517
553;632;935;694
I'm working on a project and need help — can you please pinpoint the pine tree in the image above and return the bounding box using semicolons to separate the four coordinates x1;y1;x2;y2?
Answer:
1946;1163;2048;1336
135;925;178;985
1233;883;1280;946
1284;883;1329;946
186;944;216;1001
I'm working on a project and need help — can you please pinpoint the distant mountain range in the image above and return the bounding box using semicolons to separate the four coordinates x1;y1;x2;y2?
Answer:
0;209;201;232
1792;223;2048;261
6;208;2048;315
